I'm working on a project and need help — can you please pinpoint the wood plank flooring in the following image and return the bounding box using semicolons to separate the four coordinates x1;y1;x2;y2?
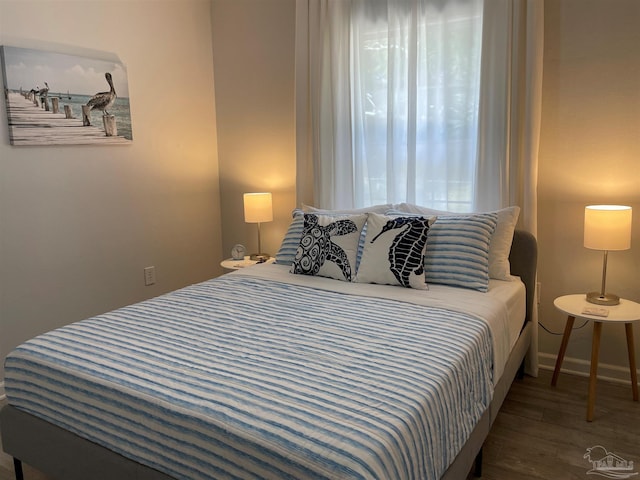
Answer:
478;369;640;479
2;369;639;480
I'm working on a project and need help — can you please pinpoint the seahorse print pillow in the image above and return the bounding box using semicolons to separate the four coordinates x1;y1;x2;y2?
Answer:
355;213;434;289
291;213;368;282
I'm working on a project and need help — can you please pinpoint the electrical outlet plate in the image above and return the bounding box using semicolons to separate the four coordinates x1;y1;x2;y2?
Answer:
144;266;156;286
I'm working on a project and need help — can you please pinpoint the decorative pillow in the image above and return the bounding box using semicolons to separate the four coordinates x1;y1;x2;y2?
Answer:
276;208;372;268
356;213;433;289
394;204;520;281
275;209;304;265
424;213;498;292
291;213;368;282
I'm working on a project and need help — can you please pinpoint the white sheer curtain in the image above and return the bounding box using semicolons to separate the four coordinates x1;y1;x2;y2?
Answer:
475;0;543;375
476;0;542;227
296;0;543;374
296;0;484;212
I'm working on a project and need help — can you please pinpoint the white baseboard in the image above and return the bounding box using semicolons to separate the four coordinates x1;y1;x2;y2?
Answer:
539;352;637;385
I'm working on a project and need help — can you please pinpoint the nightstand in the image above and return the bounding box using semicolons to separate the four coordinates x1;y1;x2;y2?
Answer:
220;256;275;271
551;294;640;421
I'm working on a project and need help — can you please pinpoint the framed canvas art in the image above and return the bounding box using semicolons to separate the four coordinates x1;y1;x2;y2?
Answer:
0;45;133;146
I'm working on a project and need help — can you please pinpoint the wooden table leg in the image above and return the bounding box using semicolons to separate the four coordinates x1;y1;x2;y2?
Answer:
587;321;603;422
552;315;575;386
625;323;639;401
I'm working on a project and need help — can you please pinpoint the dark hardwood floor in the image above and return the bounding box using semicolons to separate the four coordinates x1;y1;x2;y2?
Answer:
477;369;640;479
2;369;639;480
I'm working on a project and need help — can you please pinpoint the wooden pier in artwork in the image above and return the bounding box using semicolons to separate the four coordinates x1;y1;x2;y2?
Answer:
5;92;130;146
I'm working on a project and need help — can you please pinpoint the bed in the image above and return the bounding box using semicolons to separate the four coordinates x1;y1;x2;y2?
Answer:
1;207;537;480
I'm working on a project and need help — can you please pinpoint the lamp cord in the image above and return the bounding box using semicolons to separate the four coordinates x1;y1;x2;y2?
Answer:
538;319;589;335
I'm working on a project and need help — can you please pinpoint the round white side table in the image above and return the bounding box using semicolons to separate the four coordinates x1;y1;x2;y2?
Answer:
220;256;275;271
552;294;640;421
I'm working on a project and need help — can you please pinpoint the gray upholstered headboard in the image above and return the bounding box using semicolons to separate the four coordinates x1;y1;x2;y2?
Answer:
508;230;538;325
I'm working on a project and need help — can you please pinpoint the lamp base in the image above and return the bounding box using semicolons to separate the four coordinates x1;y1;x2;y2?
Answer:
250;253;271;262
586;291;620;306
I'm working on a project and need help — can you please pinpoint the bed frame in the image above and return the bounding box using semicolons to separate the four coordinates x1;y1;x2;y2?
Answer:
1;230;537;480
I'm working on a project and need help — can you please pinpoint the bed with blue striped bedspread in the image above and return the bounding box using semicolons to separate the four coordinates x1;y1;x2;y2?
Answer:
5;273;494;480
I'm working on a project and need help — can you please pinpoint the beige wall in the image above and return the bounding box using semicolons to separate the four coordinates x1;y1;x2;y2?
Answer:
0;0;223;386
211;0;296;260
538;0;640;379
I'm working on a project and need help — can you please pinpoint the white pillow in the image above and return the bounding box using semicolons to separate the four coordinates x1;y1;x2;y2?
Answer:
488;206;520;280
302;203;393;214
393;203;520;281
394;203;451;216
356;213;433;290
290;213;368;282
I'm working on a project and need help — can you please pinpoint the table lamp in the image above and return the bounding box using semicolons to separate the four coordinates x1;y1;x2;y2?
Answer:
244;192;273;260
584;205;632;305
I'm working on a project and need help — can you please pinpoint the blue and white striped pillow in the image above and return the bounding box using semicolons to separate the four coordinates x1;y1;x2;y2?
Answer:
275;209;304;265
424;213;498;292
391;205;520;281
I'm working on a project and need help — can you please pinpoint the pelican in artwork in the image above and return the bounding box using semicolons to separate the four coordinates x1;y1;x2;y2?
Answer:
38;82;49;97
86;72;117;116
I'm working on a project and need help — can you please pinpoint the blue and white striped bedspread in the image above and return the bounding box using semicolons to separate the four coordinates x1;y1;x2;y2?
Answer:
5;274;494;480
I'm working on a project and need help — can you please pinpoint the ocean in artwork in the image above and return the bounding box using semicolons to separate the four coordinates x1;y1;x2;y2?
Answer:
47;92;133;140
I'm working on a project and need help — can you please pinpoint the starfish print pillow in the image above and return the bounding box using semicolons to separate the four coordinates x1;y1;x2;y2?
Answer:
355;213;434;289
291;213;368;282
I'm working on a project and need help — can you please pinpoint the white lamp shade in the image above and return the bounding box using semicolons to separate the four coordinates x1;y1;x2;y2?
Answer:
243;192;273;223
584;205;632;251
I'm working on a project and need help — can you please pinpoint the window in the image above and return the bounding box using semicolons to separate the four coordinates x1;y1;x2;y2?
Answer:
308;0;483;212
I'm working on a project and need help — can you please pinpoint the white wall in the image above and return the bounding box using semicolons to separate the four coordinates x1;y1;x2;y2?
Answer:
0;0;223;386
537;0;640;380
